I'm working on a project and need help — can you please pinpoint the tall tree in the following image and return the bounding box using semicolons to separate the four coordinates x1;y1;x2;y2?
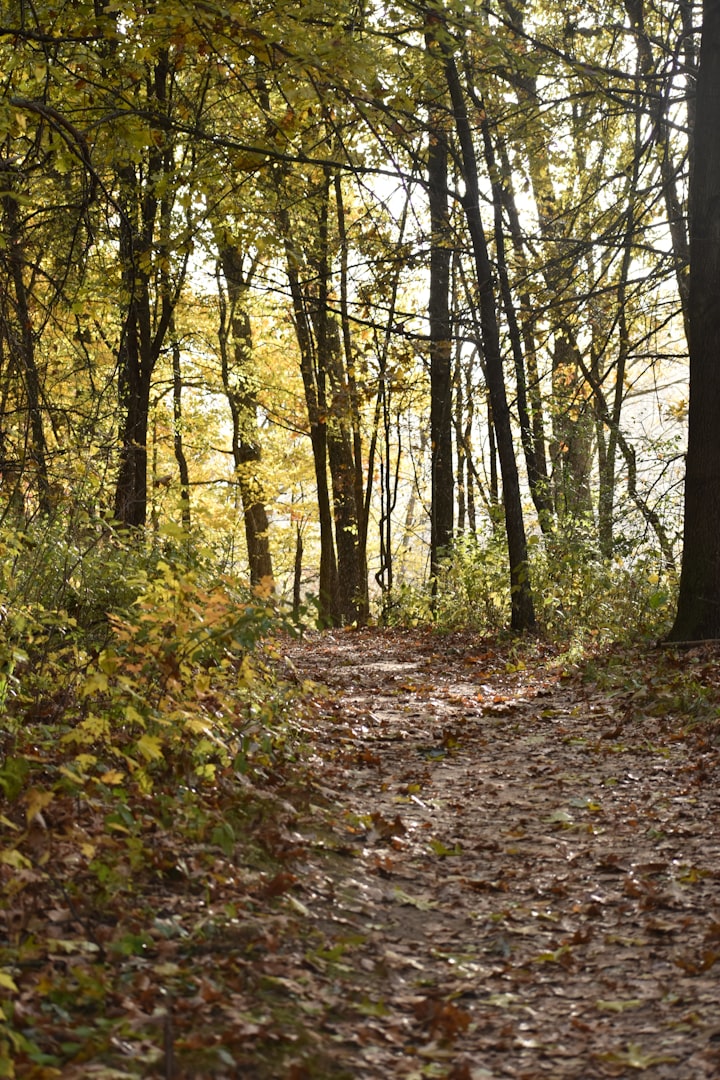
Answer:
426;98;454;578
431;18;536;631
668;1;720;642
110;42;190;527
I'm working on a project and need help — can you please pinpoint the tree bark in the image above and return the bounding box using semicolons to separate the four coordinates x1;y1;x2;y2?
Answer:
335;176;370;621
668;3;720;641
624;0;691;343
217;245;274;587
426;105;454;577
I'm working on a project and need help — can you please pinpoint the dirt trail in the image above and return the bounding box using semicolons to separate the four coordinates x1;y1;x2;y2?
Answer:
279;628;720;1079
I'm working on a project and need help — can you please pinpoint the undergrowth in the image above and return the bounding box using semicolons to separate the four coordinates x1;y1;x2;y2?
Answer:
0;518;312;1076
383;529;676;650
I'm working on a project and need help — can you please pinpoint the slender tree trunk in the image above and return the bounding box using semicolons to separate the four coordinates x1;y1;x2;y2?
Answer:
171;332;191;530
476;91;553;532
426;105;454;577
292;523;304;621
114;280;152;528
2;181;50;514
455;348;466;534
500;1;593;521
217;245;273;587
113;54;176;528
597;88;642;557
281;225;339;624
311;173;366;623
440;43;535;631
335;176;369;620
495;140;550;521
464;361;478;532
624;0;691;342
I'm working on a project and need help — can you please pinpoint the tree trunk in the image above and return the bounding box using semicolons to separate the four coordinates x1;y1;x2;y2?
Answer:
311;174;366;623
427;105;454;577
113;53;176;529
476;93;553;533
500;2;594;522
668;3;720;641
114;282;152;528
217;245;274;587
171;331;191;530
282;230;339;624
624;0;691;343
335;176;370;621
495;139;551;526
2;176;50;514
455;347;466;534
440;44;536;631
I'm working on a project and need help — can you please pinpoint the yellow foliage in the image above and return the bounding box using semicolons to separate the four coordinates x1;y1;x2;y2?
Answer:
24;788;54;824
136;734;164;762
0;972;18;994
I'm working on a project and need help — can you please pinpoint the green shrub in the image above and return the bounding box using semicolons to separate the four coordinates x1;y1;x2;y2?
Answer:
385;527;676;647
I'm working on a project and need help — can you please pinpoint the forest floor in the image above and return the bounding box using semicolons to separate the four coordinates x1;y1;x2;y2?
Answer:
5;628;720;1079
269;629;720;1080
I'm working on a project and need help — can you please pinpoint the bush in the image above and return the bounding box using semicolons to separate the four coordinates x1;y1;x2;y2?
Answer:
385;528;676;647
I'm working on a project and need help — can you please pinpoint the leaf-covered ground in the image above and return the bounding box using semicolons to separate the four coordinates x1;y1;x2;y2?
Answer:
4;628;720;1078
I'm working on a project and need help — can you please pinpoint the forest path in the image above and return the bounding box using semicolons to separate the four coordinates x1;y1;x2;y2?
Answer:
278;628;720;1079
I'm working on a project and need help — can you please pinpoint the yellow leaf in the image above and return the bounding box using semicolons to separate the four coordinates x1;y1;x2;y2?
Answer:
598;1042;678;1068
124;705;146;727
100;770;125;785
253;574;275;599
25;788;54;823
136;734;163;762
58;765;85;783
0;848;32;869
596;998;643;1013
392;887;436;910
80;671;108;697
98;650;120;675
0;970;18;993
74;753;97;773
183;716;210;735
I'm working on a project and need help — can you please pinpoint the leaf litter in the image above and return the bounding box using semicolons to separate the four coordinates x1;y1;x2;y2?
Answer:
3;627;720;1078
